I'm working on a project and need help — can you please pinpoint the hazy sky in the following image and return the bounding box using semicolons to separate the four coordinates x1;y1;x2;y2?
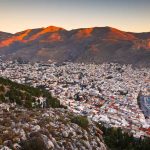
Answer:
0;0;150;33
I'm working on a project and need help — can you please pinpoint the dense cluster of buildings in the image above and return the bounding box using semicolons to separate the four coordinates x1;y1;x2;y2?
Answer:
0;59;150;137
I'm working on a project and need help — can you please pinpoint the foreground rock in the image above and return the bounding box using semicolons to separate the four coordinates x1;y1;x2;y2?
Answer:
0;102;107;150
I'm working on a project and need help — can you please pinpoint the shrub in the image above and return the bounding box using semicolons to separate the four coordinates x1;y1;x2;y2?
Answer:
71;115;89;129
46;97;61;108
97;124;150;150
0;94;5;102
0;85;5;92
0;77;62;109
24;100;32;108
21;137;48;150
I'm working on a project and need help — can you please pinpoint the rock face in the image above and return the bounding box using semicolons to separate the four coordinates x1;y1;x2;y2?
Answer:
0;26;150;66
0;103;107;150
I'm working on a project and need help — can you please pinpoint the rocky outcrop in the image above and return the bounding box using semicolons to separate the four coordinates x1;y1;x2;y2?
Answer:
0;102;107;150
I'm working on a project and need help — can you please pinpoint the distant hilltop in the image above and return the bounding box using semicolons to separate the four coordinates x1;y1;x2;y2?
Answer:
0;26;150;66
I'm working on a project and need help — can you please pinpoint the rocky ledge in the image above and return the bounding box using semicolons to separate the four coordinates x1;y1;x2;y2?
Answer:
0;102;107;150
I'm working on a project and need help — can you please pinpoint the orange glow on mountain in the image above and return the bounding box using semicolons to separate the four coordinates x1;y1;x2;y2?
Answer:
48;33;62;42
0;29;31;47
148;41;150;48
0;38;14;47
0;26;64;47
107;27;136;40
41;33;62;42
76;28;94;39
16;29;31;41
28;26;64;41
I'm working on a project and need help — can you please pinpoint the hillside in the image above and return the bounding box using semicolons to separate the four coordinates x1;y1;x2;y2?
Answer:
0;75;150;150
0;26;150;66
0;77;107;150
0;77;62;108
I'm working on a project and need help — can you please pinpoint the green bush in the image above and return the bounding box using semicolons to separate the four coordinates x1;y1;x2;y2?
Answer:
71;115;89;129
0;77;63;109
46;97;61;108
0;85;5;92
21;137;48;150
97;124;150;150
0;94;5;102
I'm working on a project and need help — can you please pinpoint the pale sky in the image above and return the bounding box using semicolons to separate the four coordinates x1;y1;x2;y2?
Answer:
0;0;150;33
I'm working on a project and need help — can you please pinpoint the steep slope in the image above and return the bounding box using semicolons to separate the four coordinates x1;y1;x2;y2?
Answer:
0;26;149;66
0;77;107;150
0;26;64;48
0;77;62;108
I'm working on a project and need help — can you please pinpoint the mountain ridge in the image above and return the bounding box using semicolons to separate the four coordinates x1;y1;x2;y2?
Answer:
0;26;150;66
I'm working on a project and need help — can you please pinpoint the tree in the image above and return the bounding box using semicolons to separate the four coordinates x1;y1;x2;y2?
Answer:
0;94;5;102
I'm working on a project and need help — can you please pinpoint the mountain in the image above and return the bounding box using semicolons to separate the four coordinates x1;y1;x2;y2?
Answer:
0;26;150;66
0;31;12;40
0;77;107;150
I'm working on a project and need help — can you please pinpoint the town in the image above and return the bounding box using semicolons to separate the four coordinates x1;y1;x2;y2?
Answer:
0;59;150;138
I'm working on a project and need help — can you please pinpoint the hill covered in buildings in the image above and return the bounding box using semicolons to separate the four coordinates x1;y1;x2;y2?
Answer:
0;77;150;150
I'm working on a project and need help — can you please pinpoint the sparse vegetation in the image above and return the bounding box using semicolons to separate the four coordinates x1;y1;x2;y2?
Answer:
0;77;62;108
71;115;89;129
98;124;150;150
21;136;48;150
